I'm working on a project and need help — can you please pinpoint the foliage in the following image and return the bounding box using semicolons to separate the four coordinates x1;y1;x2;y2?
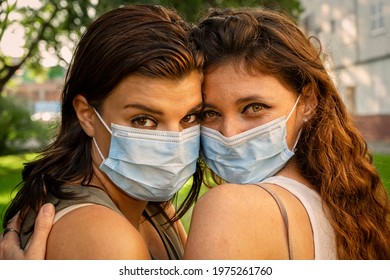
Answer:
0;0;121;93
0;0;303;93
128;0;303;22
0;95;58;155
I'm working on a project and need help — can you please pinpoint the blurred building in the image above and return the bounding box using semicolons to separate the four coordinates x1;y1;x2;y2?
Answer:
300;0;390;142
6;67;63;122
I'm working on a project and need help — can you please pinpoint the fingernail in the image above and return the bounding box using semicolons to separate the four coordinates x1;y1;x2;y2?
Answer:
42;203;54;215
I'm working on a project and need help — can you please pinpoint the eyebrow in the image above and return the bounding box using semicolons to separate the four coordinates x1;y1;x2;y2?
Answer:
235;95;267;105
124;103;163;115
125;102;203;115
203;95;266;108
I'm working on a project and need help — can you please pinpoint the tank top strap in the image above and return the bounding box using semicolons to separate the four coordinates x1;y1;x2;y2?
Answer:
254;183;294;260
144;206;184;260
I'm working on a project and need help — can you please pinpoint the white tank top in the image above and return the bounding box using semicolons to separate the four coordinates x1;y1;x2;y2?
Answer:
261;176;338;259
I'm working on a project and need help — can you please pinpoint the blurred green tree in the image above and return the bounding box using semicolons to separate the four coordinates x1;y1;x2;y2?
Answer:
0;95;57;155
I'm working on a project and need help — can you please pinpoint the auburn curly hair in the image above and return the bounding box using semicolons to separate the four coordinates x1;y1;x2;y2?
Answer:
192;7;390;259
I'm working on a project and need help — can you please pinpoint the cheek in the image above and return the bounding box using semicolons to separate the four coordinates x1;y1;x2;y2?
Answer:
93;122;112;158
102;134;112;157
215;117;256;137
240;118;262;133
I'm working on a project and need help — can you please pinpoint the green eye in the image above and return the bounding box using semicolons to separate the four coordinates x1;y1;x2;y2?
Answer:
243;103;265;114
251;104;262;112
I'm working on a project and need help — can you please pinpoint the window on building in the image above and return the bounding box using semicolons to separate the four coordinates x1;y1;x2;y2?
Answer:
341;14;357;45
370;1;385;36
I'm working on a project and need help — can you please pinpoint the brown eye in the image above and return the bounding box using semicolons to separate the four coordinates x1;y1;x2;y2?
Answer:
182;114;198;124
200;108;221;125
131;116;157;129
203;110;219;119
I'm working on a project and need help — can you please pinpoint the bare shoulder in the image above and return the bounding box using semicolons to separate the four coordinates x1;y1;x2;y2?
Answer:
191;183;279;215
184;183;313;259
46;204;150;260
185;183;285;259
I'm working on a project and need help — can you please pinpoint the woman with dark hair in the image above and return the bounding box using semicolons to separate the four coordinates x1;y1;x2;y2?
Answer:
184;7;390;259
1;4;203;260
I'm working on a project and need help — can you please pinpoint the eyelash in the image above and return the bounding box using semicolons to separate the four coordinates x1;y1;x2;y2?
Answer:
201;103;269;120
181;112;200;124
131;115;157;128
201;110;219;120
242;103;268;114
130;111;201;129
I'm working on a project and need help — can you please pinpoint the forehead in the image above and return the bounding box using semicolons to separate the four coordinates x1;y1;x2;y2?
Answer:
103;71;202;113
203;64;280;98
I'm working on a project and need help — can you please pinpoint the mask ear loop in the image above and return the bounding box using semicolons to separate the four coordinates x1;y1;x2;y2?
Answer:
285;95;302;151
286;94;301;122
92;108;112;134
92;138;105;162
292;129;302;152
91;108;112;162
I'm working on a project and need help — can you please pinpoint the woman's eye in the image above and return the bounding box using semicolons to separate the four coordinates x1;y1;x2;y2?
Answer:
202;110;219;119
131;116;157;129
182;113;199;124
251;104;262;112
243;103;265;114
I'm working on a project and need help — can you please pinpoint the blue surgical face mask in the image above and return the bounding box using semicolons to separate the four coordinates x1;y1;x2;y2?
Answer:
200;95;301;184
92;109;200;202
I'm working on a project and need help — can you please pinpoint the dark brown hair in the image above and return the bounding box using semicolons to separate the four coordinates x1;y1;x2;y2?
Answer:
192;8;390;259
4;4;203;229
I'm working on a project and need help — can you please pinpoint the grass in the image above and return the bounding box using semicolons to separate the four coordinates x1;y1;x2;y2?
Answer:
1;153;389;230
372;154;390;190
0;153;38;226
